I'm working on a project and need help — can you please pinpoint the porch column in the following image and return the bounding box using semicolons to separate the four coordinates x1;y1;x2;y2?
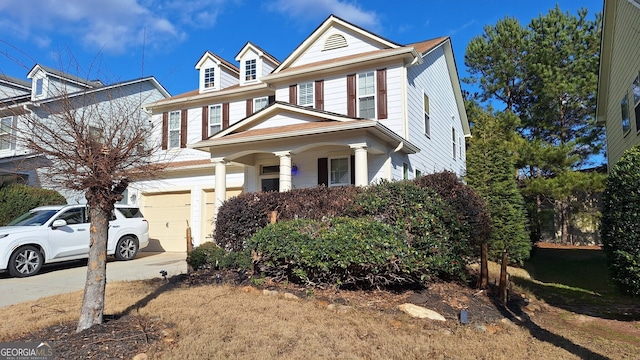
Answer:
274;151;292;192
212;157;227;217
350;143;368;187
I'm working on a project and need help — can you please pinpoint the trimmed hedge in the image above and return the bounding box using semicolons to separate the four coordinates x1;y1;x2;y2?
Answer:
414;172;491;254
601;146;640;296
0;184;66;225
349;180;468;281
214;186;362;252
187;241;251;271
249;217;427;287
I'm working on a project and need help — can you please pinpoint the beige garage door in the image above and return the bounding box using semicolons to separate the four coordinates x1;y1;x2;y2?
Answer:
141;192;191;252
202;189;243;243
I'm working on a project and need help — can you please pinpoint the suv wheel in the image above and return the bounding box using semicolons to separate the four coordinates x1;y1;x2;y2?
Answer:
115;236;138;261
9;245;43;277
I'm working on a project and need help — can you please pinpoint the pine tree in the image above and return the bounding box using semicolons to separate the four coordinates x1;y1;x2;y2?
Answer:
465;106;530;264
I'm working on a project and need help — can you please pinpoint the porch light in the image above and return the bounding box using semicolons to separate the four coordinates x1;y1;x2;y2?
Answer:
291;164;298;175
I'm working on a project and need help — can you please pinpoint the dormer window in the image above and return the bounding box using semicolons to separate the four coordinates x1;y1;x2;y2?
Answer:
35;78;43;96
245;59;256;81
204;68;215;89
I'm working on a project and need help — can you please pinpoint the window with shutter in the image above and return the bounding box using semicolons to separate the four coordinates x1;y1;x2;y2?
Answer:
168;111;180;149
298;82;314;107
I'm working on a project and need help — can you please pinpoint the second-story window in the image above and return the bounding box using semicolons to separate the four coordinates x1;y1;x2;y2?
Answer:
621;94;630;134
35;78;43;96
298;82;314;107
633;72;640;132
168;111;181;148
0;117;13;150
245;59;256;81
452;127;457;159
358;71;375;118
424;93;430;137
254;97;268;112
209;105;222;135
204;68;215;88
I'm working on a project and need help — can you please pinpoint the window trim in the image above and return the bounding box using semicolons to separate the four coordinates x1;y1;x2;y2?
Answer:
254;97;268;112
621;93;631;135
423;92;430;138
357;71;376;119
203;67;215;89
35;78;44;96
329;156;350;187
633;72;640;134
168;110;181;149
298;82;314;107
0;117;13;151
245;59;257;82
208;104;222;136
452;127;457;159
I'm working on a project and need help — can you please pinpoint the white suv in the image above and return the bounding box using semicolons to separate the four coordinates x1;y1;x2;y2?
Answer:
0;204;149;277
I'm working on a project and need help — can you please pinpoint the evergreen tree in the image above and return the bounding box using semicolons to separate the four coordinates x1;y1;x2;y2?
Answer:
465;105;531;264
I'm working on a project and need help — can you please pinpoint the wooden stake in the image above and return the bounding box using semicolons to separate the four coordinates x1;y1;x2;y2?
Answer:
498;250;509;306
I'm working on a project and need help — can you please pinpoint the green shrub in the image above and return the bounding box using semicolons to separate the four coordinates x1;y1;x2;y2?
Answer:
601;146;640;296
0;184;66;225
214;186;362;252
349;180;468;280
414;171;491;255
187;241;251;271
249;217;429;287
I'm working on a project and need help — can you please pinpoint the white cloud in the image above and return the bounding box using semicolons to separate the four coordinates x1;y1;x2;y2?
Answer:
267;0;380;31
0;0;224;54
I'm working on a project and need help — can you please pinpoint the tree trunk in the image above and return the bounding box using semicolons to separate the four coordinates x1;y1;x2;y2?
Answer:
76;205;110;332
498;250;509;306
478;242;489;289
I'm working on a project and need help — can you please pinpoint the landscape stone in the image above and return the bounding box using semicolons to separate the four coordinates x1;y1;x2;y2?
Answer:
397;303;446;321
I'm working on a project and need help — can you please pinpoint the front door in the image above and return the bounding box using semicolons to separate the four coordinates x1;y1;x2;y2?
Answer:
261;178;279;192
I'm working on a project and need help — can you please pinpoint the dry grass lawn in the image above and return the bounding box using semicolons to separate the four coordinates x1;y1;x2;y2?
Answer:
1;274;638;359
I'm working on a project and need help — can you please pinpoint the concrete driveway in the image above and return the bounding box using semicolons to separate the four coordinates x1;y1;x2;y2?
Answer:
0;252;187;308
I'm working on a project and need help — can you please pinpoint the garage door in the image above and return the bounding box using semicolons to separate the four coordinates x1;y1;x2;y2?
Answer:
202;189;243;243
140;192;191;252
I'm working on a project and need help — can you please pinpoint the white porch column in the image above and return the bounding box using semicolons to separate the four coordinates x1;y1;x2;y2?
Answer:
212;157;227;217
350;143;369;187
274;151;292;192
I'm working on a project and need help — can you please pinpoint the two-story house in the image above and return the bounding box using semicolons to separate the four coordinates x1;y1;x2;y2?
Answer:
597;0;640;167
0;65;170;202
134;15;470;252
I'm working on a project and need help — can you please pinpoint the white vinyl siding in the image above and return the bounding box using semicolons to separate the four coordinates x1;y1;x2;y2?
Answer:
168;111;180;149
406;44;466;176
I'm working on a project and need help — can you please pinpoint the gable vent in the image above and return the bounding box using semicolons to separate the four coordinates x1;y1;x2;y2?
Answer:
323;34;348;51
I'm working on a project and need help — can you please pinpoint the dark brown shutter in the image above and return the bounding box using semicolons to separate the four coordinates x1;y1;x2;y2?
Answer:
222;103;229;129
315;80;324;110
377;68;387;119
347;74;356;117
180;109;187;148
161;112;168;150
268;95;276;104
201;106;208;140
350;155;356;185
317;158;328;186
289;85;297;105
246;99;253;116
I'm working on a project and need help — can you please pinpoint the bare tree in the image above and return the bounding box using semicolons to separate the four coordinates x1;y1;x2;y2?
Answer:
7;69;166;332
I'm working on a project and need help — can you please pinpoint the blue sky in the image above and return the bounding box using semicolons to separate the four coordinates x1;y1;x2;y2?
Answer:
0;0;603;97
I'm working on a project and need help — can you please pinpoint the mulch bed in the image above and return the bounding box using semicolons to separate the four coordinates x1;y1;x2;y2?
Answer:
11;269;514;359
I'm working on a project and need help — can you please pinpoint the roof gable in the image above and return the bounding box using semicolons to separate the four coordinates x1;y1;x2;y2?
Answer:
234;42;280;67
195;51;239;75
274;15;401;73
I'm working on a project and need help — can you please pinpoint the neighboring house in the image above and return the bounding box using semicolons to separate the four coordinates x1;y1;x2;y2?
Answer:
133;15;470;252
596;0;640;167
0;65;170;202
